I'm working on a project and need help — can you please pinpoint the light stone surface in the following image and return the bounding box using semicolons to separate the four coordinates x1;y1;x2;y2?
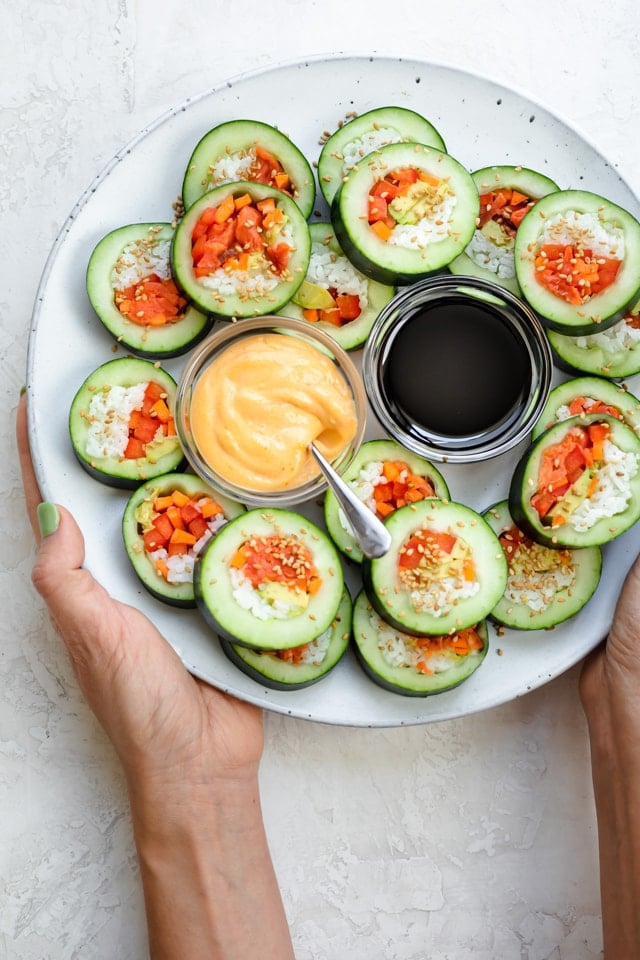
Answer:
3;1;640;956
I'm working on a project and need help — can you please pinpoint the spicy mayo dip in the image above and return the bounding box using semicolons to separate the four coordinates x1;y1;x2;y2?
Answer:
189;332;358;491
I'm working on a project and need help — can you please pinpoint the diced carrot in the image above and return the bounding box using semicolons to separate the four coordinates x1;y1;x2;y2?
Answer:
303;308;319;322
234;193;253;210
171;489;190;508
274;172;290;191
154;558;170;580
168;541;189;557
376;501;395;517
382;461;401;482
370;220;393;241
200;498;222;519
150;398;171;423
153;495;174;512
214;194;236;224
170;528;197;546
166;505;185;530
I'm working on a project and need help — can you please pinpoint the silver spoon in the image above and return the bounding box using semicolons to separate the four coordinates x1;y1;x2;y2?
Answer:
309;443;392;559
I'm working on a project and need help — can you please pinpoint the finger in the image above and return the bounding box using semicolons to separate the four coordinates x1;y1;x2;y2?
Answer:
16;393;43;541
602;553;640;674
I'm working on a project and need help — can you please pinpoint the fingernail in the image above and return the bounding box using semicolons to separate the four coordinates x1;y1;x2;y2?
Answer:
20;385;26;397
37;502;60;538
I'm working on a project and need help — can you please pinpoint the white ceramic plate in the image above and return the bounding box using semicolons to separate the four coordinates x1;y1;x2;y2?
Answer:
27;55;640;726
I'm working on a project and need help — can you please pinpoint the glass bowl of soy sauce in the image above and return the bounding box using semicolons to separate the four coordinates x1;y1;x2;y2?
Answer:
362;275;552;464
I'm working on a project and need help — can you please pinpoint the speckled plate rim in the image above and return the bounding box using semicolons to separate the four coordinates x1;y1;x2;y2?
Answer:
26;53;640;727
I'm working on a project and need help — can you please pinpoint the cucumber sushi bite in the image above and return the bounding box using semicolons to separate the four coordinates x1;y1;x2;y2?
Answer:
514;190;640;335
220;589;352;690
331;142;479;285
352;590;488;696
362;499;507;636
278;222;395;350
482;500;602;629
547;299;640;379
122;473;246;607
318;106;446;206
448;165;559;295
324;439;450;564
509;413;640;547
195;508;344;649
69;357;184;488
182;118;316;216
172;182;311;318
532;376;640;439
86;223;210;359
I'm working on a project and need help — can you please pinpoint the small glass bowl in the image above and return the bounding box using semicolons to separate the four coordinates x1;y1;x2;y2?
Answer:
362;275;553;464
175;315;367;507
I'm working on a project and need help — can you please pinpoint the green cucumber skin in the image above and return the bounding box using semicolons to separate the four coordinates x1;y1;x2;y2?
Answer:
508;414;640;548
182;119;316;216
482;500;602;630
194;508;344;650
122;473;246;608
69;358;184;489
86;223;211;359
317;106;447;207
449;165;559;296
532;376;640;440
514;190;640;335
362;499;508;636
548;322;640;380
330;142;480;286
323;439;450;564
172;182;311;318
219;589;352;690
278;222;395;351
352;590;488;697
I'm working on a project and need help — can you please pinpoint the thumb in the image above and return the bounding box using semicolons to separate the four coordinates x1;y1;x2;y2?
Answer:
32;503;123;670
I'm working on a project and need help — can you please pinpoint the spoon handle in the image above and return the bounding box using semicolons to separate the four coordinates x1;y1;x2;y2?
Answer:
309;443;391;560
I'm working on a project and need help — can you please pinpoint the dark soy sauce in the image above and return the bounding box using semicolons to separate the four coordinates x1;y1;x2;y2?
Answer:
381;296;531;446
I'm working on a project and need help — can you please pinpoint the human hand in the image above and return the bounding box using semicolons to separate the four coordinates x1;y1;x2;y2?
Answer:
16;394;264;797
18;392;294;959
579;553;640;714
579;552;640;959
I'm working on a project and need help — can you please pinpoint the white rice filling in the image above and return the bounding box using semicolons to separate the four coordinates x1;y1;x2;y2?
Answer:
371;611;462;673
465;229;516;279
387;193;457;250
504;547;576;613
112;237;172;290
340;126;404;175
206;150;258;188
306;241;369;305
538;210;625;260
567;438;639;531
409;576;480;618
575;316;640;354
85;382;149;459
150;509;227;585
229;568;304;621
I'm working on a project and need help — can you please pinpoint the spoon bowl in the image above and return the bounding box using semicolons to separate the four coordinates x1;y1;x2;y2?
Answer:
309;443;391;559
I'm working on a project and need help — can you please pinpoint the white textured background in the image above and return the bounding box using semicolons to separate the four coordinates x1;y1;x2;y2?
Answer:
3;1;640;957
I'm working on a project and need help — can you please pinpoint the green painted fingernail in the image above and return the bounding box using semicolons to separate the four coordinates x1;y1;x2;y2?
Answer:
37;502;60;538
20;385;26;397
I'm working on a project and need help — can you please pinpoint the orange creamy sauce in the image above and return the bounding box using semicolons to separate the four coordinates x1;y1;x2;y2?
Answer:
190;333;358;491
